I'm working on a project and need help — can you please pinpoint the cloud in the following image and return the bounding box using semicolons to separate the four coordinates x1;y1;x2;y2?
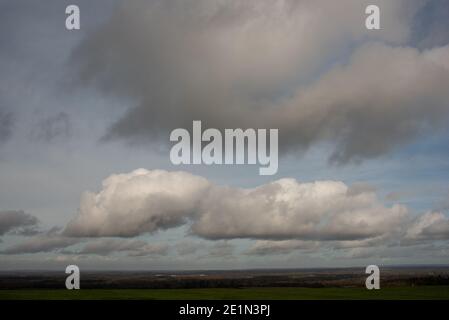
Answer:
330;236;390;250
1;228;79;254
64;169;408;241
175;241;205;256
246;240;319;255
274;43;449;163
205;241;234;258
30;112;71;143
412;0;449;49
0;108;14;144
193;178;407;240
64;169;210;237
1;226;169;256
1;172;446;259
70;0;447;163
78;238;169;256
0;210;38;236
405;211;449;241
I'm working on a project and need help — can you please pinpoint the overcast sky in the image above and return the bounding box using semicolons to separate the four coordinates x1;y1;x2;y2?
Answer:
1;0;449;270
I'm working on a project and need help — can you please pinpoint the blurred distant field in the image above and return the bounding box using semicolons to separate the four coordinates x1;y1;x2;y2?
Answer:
1;286;449;300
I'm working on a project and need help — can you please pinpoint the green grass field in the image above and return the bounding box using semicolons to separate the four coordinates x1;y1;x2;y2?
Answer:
1;286;449;300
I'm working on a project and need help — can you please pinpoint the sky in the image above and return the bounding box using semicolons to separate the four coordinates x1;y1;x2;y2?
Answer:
0;0;449;270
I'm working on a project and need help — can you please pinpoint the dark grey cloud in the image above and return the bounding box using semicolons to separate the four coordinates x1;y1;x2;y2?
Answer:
71;0;446;163
1;232;79;255
272;43;449;164
77;238;168;256
0;108;14;144
30;112;72;143
0;210;38;236
411;0;449;49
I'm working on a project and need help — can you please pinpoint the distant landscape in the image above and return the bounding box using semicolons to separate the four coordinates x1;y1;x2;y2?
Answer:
1;266;449;300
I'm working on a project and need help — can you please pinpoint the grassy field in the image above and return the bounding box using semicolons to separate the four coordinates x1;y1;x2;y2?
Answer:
1;286;449;300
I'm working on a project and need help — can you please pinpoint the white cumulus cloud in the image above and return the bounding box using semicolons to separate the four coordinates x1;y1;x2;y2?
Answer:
64;169;409;241
64;169;210;237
